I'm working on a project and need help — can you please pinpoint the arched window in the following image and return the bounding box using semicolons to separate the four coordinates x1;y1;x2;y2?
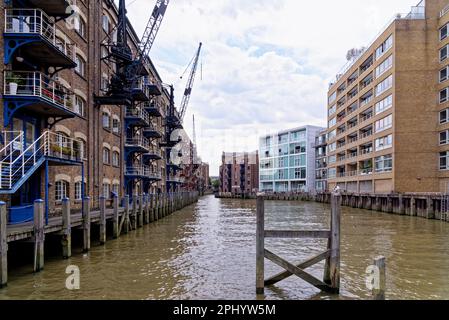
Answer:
103;183;111;199
102;111;111;129
103;147;110;164
112;151;120;167
55;180;69;201
77;138;87;160
56;132;70;148
112;117;120;134
75;16;86;38
75;54;86;77
102;15;110;33
75;181;86;200
74;95;85;116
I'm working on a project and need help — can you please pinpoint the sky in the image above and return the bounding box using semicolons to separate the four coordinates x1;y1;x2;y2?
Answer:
125;0;418;175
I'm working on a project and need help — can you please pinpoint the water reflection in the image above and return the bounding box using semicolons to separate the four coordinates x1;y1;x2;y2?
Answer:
1;195;449;300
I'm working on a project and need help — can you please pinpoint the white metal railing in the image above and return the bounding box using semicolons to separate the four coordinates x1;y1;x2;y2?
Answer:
4;9;75;61
3;71;75;112
146;148;161;157
125;137;150;150
125;166;161;179
441;4;449;18
331;9;425;86
126;106;150;124
0;131;80;190
1;131;24;157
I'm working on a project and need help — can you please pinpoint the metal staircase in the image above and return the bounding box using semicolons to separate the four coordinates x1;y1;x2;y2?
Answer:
0;131;80;194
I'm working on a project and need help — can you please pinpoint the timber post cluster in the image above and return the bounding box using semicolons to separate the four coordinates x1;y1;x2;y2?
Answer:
256;192;341;295
0;191;199;288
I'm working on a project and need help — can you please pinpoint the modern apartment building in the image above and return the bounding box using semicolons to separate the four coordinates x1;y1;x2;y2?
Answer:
259;126;324;193
0;0;189;223
219;151;259;195
315;129;328;192
326;0;449;194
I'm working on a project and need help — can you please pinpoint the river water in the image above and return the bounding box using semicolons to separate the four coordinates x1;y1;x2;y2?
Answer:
1;195;449;300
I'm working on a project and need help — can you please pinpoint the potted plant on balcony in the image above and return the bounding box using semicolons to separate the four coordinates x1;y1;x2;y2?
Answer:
7;74;24;95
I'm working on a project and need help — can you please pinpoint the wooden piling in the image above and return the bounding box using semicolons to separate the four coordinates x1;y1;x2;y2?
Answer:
138;194;144;228
0;202;7;287
410;197;416;216
373;256;386;300
33;199;45;272
132;195;137;230
324;192;341;292
158;194;163;219
256;194;265;295
112;194;119;239
150;194;155;222
124;195;130;233
99;196;106;245
82;197;91;252
61;198;72;259
426;197;435;219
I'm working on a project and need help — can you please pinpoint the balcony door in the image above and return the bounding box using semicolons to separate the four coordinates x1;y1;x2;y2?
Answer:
12;116;39;151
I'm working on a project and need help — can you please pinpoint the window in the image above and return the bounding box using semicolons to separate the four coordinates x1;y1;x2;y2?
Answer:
290;130;306;142
103;183;111;199
112;151;120;167
328;168;337;179
440;109;449;124
440;151;449;170
441;24;448;41
329;117;337;128
278;134;288;144
290;168;306;180
440;87;449;103
375;35;393;60
328;91;337;105
375;94;393;115
77;138;86;159
101;46;109;59
112;184;120;197
328;155;337;164
328;142;337;153
327;129;336;140
375;75;393;96
441;66;449;83
440;130;449;145
375;154;393;173
103;147;110;164
375;55;393;78
102;112;111;129
75;55;86;77
375;114;393;133
102;15;110;33
56;132;70;148
441;45;449;62
289;155;306;167
375;134;393;151
328;104;337;117
289;142;306;155
101;75;109;92
74;16;86;38
55;180;69;202
75;181;85;200
112;118;120;134
74;95;85;117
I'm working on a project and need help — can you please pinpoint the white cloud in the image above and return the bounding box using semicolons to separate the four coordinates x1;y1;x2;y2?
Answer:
127;0;418;174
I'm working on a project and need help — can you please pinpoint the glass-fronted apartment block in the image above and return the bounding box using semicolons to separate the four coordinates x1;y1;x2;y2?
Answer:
315;129;328;192
259;126;325;193
327;0;449;194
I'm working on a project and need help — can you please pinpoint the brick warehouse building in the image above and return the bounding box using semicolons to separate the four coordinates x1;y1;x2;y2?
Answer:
0;0;193;223
327;0;449;194
219;151;259;195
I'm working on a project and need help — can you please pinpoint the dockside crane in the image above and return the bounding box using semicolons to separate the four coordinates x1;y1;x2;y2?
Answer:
95;0;170;105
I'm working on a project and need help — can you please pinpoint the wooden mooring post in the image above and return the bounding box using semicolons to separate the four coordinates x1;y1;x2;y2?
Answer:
33;199;45;272
372;256;386;300
112;194;119;239
82;197;91;252
0;202;7;287
99;196;107;245
138;194;144;228
61;198;72;258
256;192;341;295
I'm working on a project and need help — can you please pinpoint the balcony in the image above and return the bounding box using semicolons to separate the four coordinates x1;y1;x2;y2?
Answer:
125;137;150;154
347;152;358;160
147;79;162;97
132;78;151;102
125;166;161;181
144;101;162;117
360;130;373;140
27;0;73;17
3;71;77;126
360;113;373;123
348;121;358;129
166;109;183;130
4;9;76;68
143;149;162;162
143;124;162;139
125;106;150;127
167;175;184;184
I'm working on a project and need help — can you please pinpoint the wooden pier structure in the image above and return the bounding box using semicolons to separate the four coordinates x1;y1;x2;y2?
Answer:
0;191;199;288
256;192;341;295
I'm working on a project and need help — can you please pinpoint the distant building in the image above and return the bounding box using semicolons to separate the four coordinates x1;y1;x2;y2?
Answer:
315;129;328;192
327;0;449;193
259;126;325;193
219;152;259;195
199;162;210;192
